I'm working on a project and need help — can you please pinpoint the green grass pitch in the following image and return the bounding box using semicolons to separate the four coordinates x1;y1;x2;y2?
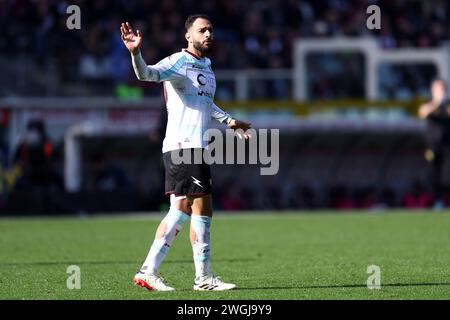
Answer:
1;211;449;300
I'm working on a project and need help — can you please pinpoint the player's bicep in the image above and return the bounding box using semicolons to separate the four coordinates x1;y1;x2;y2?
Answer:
152;55;187;82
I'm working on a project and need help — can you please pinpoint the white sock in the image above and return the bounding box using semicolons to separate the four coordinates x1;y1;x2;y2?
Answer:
140;207;190;275
191;215;212;278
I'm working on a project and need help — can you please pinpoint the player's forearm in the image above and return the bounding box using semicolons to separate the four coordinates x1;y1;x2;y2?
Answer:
131;51;159;81
418;105;431;119
211;103;232;124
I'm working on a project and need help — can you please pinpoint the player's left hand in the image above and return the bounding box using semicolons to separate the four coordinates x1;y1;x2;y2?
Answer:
227;119;252;139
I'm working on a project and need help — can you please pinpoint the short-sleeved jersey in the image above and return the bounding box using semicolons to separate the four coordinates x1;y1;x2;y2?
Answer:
151;49;227;153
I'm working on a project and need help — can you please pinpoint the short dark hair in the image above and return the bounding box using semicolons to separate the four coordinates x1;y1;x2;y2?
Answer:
185;14;211;31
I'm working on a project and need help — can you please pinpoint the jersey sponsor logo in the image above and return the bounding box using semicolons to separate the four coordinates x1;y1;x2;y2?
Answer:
197;74;207;86
191;64;205;69
187;69;215;87
183;68;217;98
198;90;214;98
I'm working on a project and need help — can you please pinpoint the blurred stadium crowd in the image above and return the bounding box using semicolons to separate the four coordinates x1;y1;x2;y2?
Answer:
0;0;449;97
3;0;449;65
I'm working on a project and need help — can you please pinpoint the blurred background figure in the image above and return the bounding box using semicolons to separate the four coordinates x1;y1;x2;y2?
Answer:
5;119;64;214
418;79;450;210
13;119;61;192
91;152;130;193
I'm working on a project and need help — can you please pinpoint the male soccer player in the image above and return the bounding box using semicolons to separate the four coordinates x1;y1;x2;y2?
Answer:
120;15;251;291
418;79;450;209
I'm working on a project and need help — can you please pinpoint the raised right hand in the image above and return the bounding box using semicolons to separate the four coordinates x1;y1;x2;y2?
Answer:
120;22;142;55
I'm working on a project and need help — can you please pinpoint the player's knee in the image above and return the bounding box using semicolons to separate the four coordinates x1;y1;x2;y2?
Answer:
177;200;192;214
189;228;197;244
189;194;213;216
170;196;191;214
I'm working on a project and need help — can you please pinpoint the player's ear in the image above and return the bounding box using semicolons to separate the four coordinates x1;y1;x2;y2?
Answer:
185;32;191;43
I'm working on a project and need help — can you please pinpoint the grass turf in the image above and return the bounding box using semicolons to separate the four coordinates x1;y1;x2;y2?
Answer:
0;210;449;300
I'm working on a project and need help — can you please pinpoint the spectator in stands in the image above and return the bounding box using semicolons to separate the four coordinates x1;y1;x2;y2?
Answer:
330;185;355;210
91;153;130;192
220;184;246;211
13;119;61;191
3;0;450;97
402;180;434;209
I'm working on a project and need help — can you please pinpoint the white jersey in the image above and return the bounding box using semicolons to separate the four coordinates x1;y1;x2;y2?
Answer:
131;49;232;153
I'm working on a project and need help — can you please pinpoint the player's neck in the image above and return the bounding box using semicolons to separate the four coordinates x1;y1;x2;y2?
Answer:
185;47;205;59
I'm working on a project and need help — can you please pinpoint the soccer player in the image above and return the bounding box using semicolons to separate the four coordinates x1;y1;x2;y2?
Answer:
120;15;251;291
418;79;450;209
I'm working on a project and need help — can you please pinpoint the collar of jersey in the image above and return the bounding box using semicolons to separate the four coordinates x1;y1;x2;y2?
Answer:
183;49;204;60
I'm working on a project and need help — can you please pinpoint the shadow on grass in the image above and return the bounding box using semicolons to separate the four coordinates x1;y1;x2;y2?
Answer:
238;282;450;290
0;258;257;266
130;282;450;294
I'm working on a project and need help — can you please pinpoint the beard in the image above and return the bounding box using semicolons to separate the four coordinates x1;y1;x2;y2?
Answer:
193;40;212;54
